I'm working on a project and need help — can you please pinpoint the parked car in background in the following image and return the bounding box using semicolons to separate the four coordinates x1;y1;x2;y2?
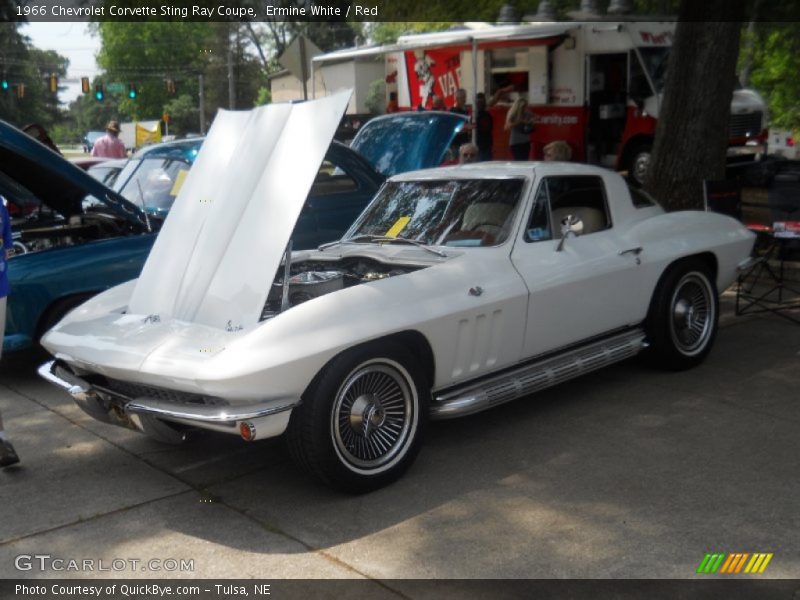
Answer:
87;158;127;188
37;97;755;493
0;119;152;352
83;131;105;153
1;109;465;354
111;111;466;241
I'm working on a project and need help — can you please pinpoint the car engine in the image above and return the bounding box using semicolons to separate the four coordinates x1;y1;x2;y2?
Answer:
260;257;422;320
11;210;145;255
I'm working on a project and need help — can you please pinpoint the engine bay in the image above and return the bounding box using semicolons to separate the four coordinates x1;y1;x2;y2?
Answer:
260;256;423;320
12;208;150;255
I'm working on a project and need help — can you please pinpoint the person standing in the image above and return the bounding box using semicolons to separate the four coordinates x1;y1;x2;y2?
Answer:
449;88;473;149
474;92;494;161
0;198;20;468
91;120;127;159
505;98;535;161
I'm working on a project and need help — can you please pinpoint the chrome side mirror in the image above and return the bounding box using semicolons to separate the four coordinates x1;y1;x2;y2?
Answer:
556;215;583;252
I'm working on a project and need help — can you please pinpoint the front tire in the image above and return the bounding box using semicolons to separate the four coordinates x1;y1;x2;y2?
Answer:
287;341;428;493
645;260;718;371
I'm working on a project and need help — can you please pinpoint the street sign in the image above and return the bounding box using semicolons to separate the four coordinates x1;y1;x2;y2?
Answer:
107;82;125;94
278;35;322;99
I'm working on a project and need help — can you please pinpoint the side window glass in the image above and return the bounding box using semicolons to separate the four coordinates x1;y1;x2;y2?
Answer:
310;160;358;196
548;175;611;238
525;179;552;242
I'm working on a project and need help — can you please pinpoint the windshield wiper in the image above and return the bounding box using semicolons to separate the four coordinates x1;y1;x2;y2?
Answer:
319;234;447;257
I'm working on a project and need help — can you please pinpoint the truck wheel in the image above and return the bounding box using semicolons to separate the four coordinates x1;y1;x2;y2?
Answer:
645;260;718;371
627;142;653;186
287;341;428;493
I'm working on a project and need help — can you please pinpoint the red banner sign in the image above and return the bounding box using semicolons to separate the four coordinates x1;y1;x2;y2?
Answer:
404;49;462;109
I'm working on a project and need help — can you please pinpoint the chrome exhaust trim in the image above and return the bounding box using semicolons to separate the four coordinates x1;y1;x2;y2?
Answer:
431;328;647;420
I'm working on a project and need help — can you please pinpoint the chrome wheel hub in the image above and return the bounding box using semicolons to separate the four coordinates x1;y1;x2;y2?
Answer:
670;273;714;356
349;394;387;435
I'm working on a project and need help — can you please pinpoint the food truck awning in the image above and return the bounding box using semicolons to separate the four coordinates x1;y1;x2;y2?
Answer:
312;23;577;65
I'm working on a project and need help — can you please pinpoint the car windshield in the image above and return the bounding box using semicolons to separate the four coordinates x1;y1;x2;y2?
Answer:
116;157;191;214
346;178;525;247
634;47;670;95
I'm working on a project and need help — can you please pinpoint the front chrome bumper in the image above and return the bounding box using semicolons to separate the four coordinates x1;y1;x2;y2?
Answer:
38;360;297;442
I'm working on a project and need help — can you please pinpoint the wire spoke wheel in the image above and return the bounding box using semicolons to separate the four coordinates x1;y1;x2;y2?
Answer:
331;359;416;474
669;272;714;356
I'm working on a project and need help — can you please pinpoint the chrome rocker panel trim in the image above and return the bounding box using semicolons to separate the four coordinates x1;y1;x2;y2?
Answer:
431;328;647;419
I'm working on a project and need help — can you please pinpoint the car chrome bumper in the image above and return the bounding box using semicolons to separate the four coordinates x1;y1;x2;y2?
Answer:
38;360;297;442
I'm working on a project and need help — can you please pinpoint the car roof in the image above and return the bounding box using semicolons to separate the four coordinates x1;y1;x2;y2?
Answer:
132;137;204;161
88;158;128;169
389;161;618;181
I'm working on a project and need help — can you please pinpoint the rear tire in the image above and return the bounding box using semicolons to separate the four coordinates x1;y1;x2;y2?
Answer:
645;260;718;371
286;341;428;493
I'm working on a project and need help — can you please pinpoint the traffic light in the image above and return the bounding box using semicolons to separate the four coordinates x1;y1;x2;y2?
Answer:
49;75;58;93
166;79;176;94
127;83;137;99
1;79;8;91
81;77;90;94
17;83;24;99
94;84;104;102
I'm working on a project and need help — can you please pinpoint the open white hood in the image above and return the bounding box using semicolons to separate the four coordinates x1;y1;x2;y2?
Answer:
128;91;352;331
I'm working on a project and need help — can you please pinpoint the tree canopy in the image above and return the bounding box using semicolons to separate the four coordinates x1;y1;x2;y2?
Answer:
0;22;68;129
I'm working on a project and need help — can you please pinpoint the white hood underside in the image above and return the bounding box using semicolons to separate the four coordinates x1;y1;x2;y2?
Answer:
128;91;352;331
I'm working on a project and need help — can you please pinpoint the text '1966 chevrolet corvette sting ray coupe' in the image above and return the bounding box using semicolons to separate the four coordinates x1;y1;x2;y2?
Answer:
40;92;756;492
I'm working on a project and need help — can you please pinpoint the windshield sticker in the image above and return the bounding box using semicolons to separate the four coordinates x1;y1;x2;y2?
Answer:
385;216;411;238
170;169;189;197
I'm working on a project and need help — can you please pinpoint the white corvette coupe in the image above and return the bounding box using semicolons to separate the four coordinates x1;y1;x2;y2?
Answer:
40;93;755;492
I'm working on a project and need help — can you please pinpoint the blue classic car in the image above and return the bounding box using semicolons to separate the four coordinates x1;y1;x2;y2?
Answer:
2;111;465;353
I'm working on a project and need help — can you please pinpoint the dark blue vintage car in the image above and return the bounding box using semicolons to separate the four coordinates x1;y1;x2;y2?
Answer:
2;112;466;353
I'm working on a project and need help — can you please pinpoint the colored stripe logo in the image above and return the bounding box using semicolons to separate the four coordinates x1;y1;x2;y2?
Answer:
696;552;773;574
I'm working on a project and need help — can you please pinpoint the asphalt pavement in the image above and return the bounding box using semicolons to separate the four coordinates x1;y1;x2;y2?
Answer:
0;289;798;585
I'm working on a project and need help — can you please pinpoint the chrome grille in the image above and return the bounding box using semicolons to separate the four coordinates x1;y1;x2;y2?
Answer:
97;378;228;407
729;111;763;138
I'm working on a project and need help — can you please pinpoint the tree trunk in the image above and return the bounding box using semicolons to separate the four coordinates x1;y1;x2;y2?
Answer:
644;3;747;211
739;0;762;87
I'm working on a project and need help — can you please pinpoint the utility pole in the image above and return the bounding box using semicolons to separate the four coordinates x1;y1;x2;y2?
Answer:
198;72;206;134
299;36;308;101
227;23;236;109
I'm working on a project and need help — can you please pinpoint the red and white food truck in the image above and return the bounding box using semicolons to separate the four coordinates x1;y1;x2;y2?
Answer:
319;22;767;182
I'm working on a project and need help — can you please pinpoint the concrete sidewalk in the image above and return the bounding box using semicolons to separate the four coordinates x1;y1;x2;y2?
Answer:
1;294;798;582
